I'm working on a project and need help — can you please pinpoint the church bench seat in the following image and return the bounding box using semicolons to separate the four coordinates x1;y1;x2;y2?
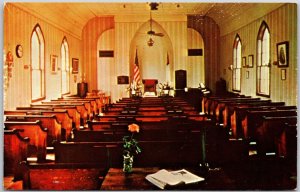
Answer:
85;119;211;142
222;100;272;128
211;97;258;117
63;95;104;110
36;110;73;141
52;106;81;129
5;115;62;146
43;101;92;116
54;140;205;167
4;129;30;181
232;105;293;137
16;106;80;130
22;162;106;190
227;101;285;128
256;116;297;157
4;121;48;162
96;114;207;122
202;95;249;115
31;103;89;125
10;109;74;141
243;109;297;140
55;98;98;114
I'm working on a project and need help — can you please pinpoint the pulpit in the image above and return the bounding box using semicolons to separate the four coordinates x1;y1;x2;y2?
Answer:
142;79;158;95
77;82;88;98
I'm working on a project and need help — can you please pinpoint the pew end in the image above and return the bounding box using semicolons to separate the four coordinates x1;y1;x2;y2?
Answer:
22;162;107;190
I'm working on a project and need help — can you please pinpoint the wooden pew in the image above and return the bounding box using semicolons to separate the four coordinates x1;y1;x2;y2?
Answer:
222;100;272;128
256;116;297;157
232;104;293;138
31;103;88;125
16;106;80;129
4;129;30;181
55;98;98;113
74;119;210;142
54;140;206;167
22;162;106;190
43;100;93;119
282;123;297;176
211;97;256;117
5;115;62;146
4;121;48;162
6;109;73;141
244;109;297;140
62;95;103;111
201;94;246;114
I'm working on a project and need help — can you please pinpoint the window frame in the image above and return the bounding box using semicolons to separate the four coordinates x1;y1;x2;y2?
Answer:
256;21;271;97
232;34;242;92
61;37;70;95
30;24;45;102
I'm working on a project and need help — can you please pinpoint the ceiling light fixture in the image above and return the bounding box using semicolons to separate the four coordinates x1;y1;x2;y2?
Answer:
147;38;154;46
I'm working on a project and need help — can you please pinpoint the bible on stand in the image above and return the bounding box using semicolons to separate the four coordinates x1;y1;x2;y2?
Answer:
145;169;205;189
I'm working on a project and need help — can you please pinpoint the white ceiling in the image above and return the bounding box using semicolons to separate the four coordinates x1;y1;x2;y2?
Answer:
11;2;284;39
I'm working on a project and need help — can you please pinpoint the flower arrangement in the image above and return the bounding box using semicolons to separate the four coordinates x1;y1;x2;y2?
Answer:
122;123;141;173
126;81;142;93
159;82;173;90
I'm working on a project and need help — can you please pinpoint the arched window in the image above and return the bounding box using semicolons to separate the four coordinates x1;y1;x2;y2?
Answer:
233;35;242;91
257;21;270;96
61;37;70;94
31;24;45;101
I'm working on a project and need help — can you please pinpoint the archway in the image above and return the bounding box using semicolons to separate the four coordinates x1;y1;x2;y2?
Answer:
129;19;174;94
96;28;115;96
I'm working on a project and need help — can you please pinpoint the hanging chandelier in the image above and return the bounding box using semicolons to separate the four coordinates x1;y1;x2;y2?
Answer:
147;37;154;46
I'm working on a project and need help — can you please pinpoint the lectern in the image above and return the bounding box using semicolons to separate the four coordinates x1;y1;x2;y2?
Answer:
77;82;88;98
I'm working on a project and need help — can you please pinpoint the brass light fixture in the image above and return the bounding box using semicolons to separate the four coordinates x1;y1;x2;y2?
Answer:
147;37;154;46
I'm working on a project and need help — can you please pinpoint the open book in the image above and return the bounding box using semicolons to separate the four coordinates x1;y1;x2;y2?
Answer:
145;169;205;189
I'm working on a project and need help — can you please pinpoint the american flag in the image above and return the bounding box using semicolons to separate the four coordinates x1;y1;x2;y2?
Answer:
133;49;141;84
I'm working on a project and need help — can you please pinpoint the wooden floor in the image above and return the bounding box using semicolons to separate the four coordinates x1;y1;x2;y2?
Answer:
3;149;297;190
3;153;55;190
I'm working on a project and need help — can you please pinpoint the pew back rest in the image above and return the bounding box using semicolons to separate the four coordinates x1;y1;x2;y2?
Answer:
4;129;30;178
23;163;106;190
6;115;62;144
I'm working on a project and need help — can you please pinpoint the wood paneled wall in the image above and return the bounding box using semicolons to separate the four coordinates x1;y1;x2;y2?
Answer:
187;16;220;92
3;3;81;110
220;3;297;105
81;16;114;92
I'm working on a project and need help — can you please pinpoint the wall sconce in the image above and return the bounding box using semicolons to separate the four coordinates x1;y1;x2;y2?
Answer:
147;38;154;46
228;65;233;70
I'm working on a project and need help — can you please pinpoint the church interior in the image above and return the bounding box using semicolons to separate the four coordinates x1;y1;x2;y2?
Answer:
2;1;298;190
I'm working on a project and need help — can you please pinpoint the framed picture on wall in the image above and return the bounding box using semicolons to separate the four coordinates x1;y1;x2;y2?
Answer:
277;41;289;67
50;55;58;73
281;69;286;80
248;55;254;68
72;58;79;74
242;57;246;67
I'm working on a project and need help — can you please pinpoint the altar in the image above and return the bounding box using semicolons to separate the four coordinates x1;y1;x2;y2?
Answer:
142;79;158;96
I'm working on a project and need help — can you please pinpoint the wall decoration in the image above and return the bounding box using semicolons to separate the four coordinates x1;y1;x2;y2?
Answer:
50;55;58;73
117;76;129;84
16;44;23;58
248;55;254;68
242;57;246;67
72;58;79;74
277;41;289;67
281;69;286;80
246;71;249;79
6;51;14;78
